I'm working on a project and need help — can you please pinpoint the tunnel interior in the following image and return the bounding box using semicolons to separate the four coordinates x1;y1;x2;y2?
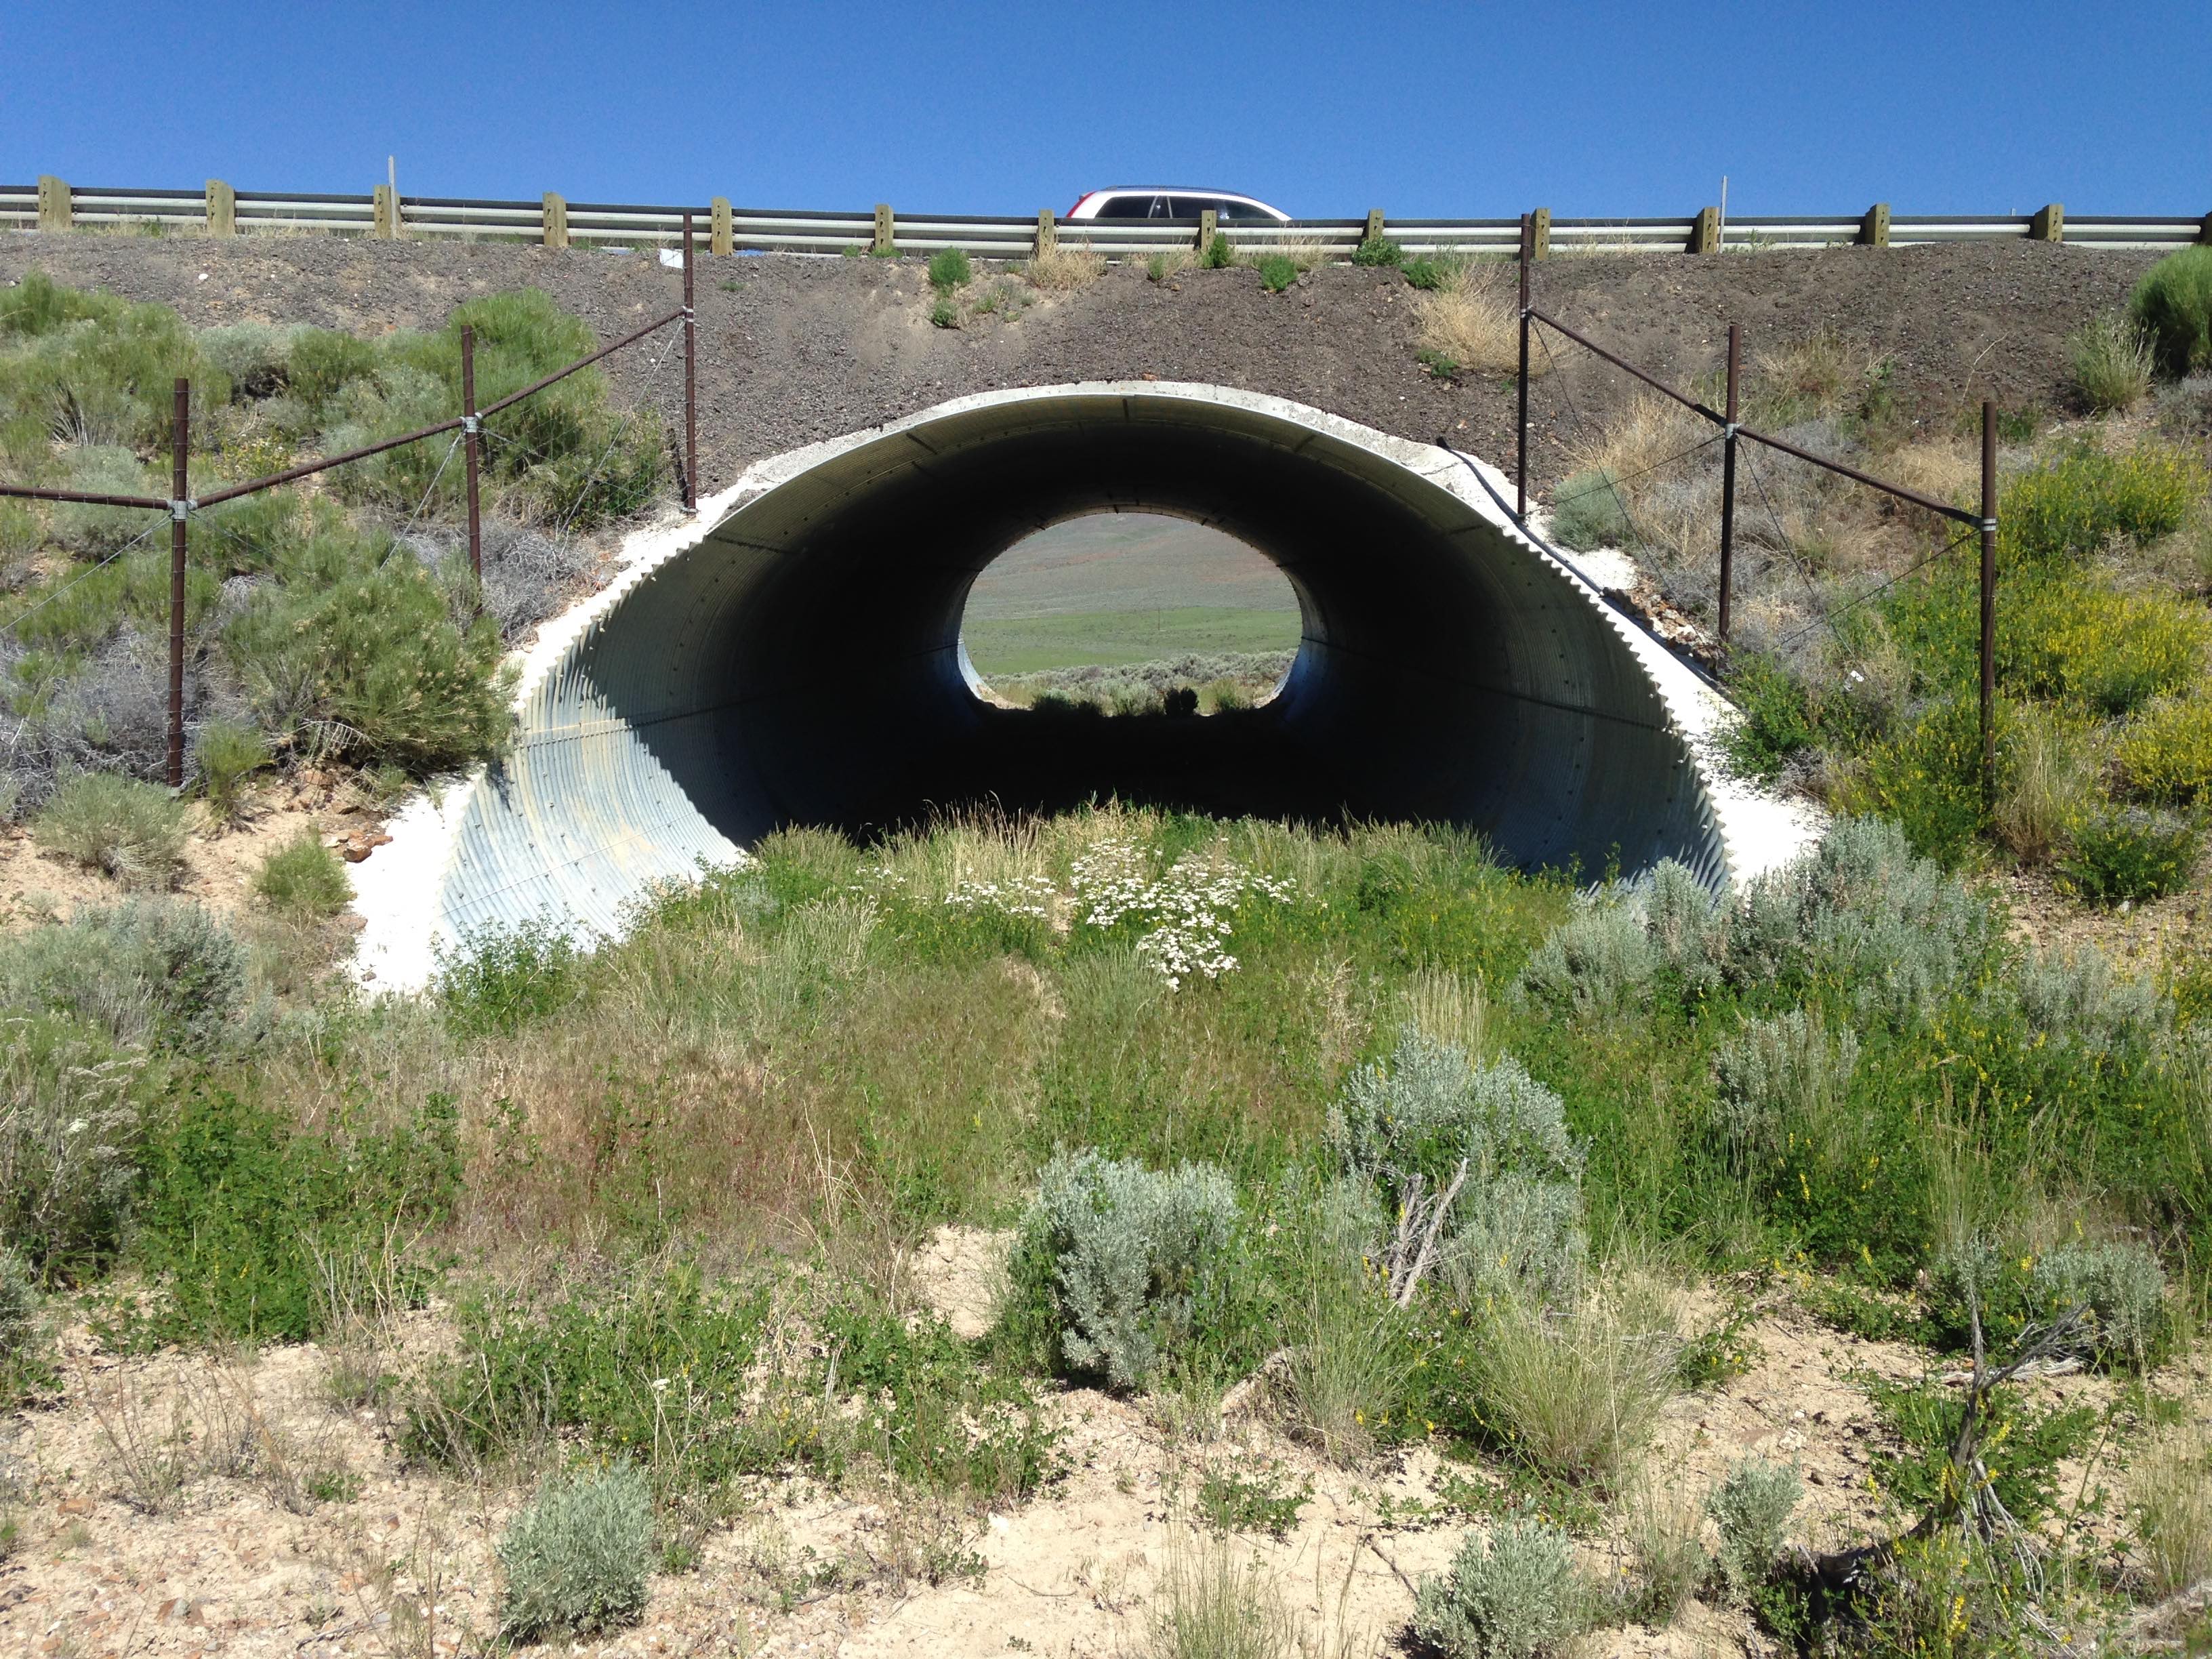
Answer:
441;389;1727;941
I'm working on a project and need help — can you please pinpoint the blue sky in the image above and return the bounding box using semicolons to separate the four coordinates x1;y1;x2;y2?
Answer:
4;1;2205;218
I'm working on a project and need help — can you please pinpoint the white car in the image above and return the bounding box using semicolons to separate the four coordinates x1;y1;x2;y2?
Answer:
1066;188;1290;224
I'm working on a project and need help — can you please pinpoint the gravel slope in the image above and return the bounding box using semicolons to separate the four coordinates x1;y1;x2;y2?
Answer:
0;232;2159;498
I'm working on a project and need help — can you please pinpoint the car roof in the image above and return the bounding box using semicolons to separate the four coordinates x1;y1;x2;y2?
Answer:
1088;186;1272;198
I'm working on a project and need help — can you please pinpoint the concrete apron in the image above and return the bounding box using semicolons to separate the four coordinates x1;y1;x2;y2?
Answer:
352;382;1820;994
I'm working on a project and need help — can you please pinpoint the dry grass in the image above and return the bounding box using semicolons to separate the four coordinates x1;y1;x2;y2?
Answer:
1569;393;1707;491
1471;1275;1681;1488
1412;262;1527;375
1398;966;1487;1059
1885;437;1982;510
1996;709;2103;865
1027;241;1105;291
2131;1421;2212;1597
1148;1528;1296;1659
1624;1475;1712;1624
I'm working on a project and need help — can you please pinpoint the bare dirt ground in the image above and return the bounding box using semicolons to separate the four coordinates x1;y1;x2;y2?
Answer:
0;232;2156;504
1;1229;2200;1659
0;770;385;937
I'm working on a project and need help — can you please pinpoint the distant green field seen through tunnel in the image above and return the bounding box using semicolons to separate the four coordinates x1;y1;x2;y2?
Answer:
960;512;1301;676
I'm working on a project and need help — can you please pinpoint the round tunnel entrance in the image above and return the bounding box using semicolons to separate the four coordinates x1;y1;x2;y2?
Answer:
428;384;1736;945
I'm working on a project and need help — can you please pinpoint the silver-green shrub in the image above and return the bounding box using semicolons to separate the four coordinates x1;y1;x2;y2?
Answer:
194;322;301;393
2034;1238;2166;1366
1643;859;1732;989
1517;901;1652;1014
1331;1032;1587;1308
1706;1458;1801;1602
497;1463;654;1641
1518;860;1726;1015
0;1015;147;1269
0;899;251;1052
1414;1519;1586;1659
1022;1149;1239;1390
1712;1009;1860;1174
2007;947;2166;1058
50;447;157;556
1729;818;2001;1024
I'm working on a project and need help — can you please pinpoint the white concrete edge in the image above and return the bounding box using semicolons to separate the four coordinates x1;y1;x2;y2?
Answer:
348;381;1821;992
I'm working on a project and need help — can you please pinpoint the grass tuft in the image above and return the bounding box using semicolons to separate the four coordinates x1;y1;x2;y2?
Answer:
31;773;188;888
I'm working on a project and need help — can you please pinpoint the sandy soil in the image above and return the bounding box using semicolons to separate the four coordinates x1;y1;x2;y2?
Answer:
0;233;2156;507
0;769;383;937
2;1231;2200;1659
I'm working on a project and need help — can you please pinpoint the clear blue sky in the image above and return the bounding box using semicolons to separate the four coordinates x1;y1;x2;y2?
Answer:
4;1;2205;218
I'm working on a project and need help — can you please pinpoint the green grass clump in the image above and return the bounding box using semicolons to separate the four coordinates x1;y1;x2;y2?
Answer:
2069;314;2153;412
2058;804;2200;903
1256;253;1298;293
30;773;188;888
2118;696;2212;803
498;1464;654;1643
253;833;351;919
129;1091;459;1345
1200;232;1237;270
1351;236;1404;268
1549;469;1634;552
929;297;960;329
224;523;514;770
192;717;268;822
434;920;585;1037
1404;255;1454;290
927;247;972;293
2128;245;2212;378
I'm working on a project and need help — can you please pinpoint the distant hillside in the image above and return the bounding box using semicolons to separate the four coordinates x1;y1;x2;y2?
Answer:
962;513;1300;620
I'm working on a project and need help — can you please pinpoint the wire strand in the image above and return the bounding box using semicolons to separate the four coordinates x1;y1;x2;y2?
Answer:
553;324;685;537
1765;524;1980;655
0;516;165;640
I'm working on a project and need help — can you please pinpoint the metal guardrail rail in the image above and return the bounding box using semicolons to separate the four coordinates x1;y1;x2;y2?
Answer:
3;180;2207;256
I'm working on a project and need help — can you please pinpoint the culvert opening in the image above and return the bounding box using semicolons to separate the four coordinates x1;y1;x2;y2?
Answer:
958;511;1303;715
432;387;1733;947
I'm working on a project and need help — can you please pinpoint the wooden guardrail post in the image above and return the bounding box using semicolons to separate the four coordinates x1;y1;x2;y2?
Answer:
1198;208;1217;253
2028;203;2064;242
872;203;895;255
372;182;401;239
206;180;236;237
542;193;569;249
1859;203;1889;247
1688;205;1721;253
1363;208;1385;244
1530;207;1551;260
37;176;70;232
710;197;733;256
1035;209;1056;257
2199;211;2212;245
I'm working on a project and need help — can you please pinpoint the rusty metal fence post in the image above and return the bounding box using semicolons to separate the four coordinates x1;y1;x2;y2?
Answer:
682;211;699;512
1516;213;1531;523
461;325;483;580
167;379;189;789
1718;323;1740;646
1979;400;1998;808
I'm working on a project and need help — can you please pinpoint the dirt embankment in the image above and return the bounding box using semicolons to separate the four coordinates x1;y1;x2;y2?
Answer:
0;234;2157;496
